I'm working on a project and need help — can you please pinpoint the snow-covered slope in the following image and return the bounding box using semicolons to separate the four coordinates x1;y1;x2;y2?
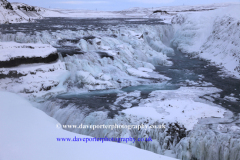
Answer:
0;0;43;24
171;5;240;78
0;91;177;160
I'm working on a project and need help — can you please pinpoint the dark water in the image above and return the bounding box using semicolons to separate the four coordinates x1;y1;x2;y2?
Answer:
0;17;165;34
0;18;239;115
57;48;240;116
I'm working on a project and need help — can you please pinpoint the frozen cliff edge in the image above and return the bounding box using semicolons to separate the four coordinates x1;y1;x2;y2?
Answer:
0;42;58;67
0;91;178;160
0;25;173;96
171;5;240;78
0;42;70;99
0;0;44;24
175;113;240;160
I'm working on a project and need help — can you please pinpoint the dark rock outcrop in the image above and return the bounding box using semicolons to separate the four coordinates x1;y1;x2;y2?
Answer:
1;0;13;10
0;52;59;68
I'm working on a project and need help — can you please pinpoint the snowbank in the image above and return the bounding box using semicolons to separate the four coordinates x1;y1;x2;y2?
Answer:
171;5;240;78
0;91;177;160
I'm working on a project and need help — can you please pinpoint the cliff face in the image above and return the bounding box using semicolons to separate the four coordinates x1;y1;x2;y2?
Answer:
0;0;13;10
0;0;43;24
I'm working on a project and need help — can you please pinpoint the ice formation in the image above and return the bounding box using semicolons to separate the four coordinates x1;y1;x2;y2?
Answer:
38;86;228;157
175;113;240;160
171;5;240;78
0;24;174;96
0;2;240;160
0;91;178;160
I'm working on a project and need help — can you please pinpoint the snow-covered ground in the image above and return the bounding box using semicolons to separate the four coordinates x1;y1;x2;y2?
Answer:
122;87;226;130
0;91;177;160
0;0;235;24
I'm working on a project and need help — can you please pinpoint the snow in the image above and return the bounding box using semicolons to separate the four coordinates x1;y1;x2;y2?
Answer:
0;0;235;25
175;113;240;160
123;107;163;119
0;42;57;61
0;24;173;93
122;87;226;130
0;1;43;24
0;91;177;160
171;5;240;78
1;2;240;159
0;42;69;99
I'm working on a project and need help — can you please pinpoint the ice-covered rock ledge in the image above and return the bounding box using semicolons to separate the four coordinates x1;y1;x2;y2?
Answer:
0;42;70;100
171;5;240;78
0;42;58;67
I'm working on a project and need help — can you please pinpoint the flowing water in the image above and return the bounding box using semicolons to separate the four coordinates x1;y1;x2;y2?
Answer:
1;18;240;158
1;18;239;114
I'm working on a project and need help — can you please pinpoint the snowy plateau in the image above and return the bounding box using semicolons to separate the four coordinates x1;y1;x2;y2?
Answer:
0;0;240;160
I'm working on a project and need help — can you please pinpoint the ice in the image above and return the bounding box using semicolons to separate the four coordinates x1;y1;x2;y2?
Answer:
0;0;43;24
124;87;226;130
171;5;240;78
175;114;240;160
0;42;70;99
38;86;227;158
0;24;174;93
0;91;178;160
0;42;57;61
1;3;240;159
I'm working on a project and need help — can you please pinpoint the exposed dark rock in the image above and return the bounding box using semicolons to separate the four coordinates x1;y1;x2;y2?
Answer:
165;122;187;148
58;48;85;57
0;52;59;68
96;52;114;60
1;0;13;10
17;5;38;12
82;36;96;41
110;34;118;38
40;82;59;91
0;70;26;79
176;8;215;12
58;38;80;45
153;10;168;14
